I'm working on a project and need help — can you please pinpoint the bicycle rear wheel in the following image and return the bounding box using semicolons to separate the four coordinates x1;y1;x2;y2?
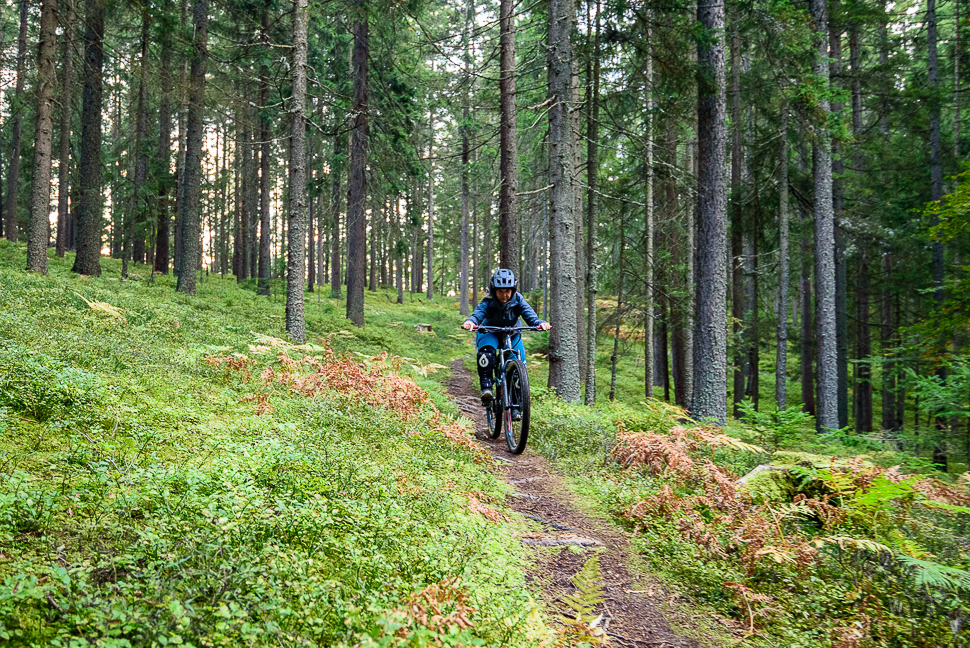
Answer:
503;359;530;454
485;397;502;439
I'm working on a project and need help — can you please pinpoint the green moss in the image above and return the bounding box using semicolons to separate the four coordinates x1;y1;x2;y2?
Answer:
738;467;795;503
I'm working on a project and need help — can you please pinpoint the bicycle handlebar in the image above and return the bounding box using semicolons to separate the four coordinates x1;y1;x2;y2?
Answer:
461;324;547;333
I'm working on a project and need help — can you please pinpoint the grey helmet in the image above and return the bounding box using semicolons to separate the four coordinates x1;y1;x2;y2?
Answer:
489;268;518;296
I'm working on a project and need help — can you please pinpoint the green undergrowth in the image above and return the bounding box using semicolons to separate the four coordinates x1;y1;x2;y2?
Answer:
528;392;970;647
0;246;553;647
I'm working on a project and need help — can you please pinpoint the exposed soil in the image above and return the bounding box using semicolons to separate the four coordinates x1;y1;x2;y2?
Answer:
447;359;707;648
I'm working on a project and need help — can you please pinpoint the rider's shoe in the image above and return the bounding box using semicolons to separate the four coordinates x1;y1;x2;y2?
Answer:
481;387;493;405
511;408;522;421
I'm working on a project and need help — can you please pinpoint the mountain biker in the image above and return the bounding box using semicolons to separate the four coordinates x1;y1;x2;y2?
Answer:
461;268;551;416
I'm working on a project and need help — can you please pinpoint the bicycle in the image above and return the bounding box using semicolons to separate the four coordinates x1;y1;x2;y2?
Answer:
467;325;543;454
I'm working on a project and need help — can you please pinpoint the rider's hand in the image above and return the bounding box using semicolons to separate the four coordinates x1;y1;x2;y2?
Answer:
539;322;552;331
461;320;478;331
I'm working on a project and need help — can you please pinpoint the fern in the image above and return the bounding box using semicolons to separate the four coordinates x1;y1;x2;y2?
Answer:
811;535;894;555
897;554;970;592
561;554;608;645
562;554;606;622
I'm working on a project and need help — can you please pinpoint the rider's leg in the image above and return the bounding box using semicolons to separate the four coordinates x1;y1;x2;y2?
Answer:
476;336;498;403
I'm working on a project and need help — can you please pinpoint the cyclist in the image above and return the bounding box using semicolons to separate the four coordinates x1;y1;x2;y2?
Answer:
461;268;551;416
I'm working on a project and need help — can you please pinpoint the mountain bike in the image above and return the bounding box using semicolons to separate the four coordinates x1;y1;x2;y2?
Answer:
469;325;542;454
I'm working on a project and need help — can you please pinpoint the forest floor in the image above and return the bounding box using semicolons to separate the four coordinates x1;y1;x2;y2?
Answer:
447;359;715;648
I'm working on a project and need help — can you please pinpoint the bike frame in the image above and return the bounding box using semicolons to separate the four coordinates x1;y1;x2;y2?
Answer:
475;325;535;424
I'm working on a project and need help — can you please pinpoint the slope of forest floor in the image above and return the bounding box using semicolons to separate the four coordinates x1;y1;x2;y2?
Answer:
1;245;969;648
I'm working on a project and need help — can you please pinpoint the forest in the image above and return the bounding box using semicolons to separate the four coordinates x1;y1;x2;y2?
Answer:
2;0;970;643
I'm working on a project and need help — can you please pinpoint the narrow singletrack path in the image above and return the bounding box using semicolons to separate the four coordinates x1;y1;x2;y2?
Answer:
448;359;706;648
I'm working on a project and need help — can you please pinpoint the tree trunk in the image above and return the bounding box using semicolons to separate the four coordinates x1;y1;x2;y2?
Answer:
831;18;849;430
928;0;948;469
71;0;105;276
584;0;601;405
154;21;175;275
459;0;473;316
426;108;434;300
26;0;59;273
684;140;696;407
331;129;344;297
573;61;587;381
123;9;151;280
6;0;29;242
691;0;728;424
610;223;625;402
499;0;519;276
56;0;75;258
855;251;873;431
880;252;897;431
811;0;838;433
173;0;189;272
257;8;272;297
286;0;308;342
956;0;962;158
307;133;315;293
547;0;580;402
644;19;655;401
776;102;790;409
174;0;209;295
346;7;369;327
666;115;687;408
730;21;744;417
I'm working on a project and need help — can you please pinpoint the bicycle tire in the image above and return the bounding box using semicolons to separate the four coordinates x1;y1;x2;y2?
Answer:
485;398;502;439
503;359;530;454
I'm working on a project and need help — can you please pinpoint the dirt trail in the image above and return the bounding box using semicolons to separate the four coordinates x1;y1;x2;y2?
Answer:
447;359;706;648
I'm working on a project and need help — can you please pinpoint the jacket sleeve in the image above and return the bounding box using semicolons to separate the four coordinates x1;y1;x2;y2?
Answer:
468;298;490;325
516;295;544;327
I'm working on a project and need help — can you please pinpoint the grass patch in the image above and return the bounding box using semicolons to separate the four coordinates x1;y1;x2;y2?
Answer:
0;248;553;647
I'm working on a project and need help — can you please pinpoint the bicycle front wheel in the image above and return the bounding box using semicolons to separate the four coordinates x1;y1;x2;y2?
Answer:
503;359;530;454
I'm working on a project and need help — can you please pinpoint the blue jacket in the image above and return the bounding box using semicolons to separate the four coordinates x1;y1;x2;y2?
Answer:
467;293;545;329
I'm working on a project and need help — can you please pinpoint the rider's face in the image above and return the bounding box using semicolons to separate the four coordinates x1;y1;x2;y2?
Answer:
496;288;513;303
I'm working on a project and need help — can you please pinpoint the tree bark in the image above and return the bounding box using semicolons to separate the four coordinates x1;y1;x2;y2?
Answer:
499;0;519;276
691;0;728;424
800;208;816;416
644;18;655;401
6;0;29;242
26;0;59;273
71;0;105;276
459;0;473;316
956;0;962;158
730;22;744;417
610;223;625;402
881;252;897;431
426;107;435;300
56;0;75;258
286;0;308;342
776;102;790;409
830;18;849;430
154;19;175;275
307;133;315;293
811;0;838;433
123;9;151;280
928;0;948;470
547;0;580;402
173;0;189;272
584;0;601;405
174;0;209;295
331;129;344;297
346;7;369;327
257;8;272;297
